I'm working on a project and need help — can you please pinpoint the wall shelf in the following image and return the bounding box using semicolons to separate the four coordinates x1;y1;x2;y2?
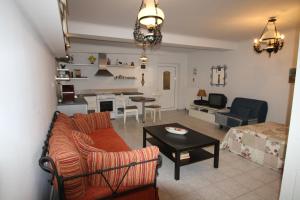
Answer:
107;64;135;68
67;63;96;67
55;77;89;81
56;68;70;71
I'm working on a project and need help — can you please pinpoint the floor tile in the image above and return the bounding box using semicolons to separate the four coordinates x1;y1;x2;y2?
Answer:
235;192;265;200
232;173;264;190
214;178;250;198
195;185;231;200
248;167;281;184
111;110;282;200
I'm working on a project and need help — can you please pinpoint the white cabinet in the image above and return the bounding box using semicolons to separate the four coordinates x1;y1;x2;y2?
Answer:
189;104;228;124
83;96;97;112
57;104;88;116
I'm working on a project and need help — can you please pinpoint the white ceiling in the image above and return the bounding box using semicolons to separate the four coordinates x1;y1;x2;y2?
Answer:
68;0;300;42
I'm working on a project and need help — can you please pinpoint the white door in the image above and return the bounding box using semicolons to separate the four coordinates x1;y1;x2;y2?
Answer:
158;66;176;110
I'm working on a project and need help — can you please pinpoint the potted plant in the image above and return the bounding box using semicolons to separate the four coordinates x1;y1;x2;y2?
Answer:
88;55;96;64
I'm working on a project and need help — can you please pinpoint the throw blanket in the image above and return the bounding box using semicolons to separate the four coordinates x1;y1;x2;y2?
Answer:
221;122;288;170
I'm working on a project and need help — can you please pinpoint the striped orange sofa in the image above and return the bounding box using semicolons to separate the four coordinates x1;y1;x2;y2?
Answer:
39;111;160;200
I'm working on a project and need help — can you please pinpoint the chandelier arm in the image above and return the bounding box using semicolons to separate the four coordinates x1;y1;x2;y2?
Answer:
273;21;279;39
259;22;269;40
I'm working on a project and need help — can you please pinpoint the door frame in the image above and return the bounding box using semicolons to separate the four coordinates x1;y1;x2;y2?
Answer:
157;63;179;111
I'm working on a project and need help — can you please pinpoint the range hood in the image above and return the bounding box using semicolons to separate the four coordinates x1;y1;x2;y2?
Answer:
95;53;113;77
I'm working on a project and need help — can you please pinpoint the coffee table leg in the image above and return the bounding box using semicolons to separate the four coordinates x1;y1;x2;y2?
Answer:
142;102;145;123
143;128;146;147
214;142;219;168
175;151;180;180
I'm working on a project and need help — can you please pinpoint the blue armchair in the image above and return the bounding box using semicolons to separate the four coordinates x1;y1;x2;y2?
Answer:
215;97;268;128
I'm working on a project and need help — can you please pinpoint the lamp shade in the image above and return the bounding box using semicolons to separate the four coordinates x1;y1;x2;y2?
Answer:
197;89;207;97
138;6;164;29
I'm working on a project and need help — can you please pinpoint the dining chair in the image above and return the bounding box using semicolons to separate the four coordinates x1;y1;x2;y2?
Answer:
145;92;162;123
117;95;139;124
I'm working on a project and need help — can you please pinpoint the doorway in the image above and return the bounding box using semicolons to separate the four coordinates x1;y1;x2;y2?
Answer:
158;65;177;110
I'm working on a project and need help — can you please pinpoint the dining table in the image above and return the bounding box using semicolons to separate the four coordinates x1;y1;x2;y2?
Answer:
130;96;155;123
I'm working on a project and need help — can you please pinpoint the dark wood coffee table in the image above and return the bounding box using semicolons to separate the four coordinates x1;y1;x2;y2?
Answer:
143;123;220;180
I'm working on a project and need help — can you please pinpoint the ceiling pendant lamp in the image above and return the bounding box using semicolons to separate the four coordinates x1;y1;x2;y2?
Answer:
140;45;148;64
133;0;165;48
253;17;284;57
138;0;165;30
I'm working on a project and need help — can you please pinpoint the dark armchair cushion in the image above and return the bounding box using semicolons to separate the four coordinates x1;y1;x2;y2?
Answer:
234;107;251;119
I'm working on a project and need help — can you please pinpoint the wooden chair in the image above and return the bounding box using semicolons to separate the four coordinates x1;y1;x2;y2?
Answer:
145;93;162;123
117;95;139;124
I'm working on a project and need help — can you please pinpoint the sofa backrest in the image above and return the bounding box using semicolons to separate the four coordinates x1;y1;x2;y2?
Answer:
231;97;268;122
49;113;87;200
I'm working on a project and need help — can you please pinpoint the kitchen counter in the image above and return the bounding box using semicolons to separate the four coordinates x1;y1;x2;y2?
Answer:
79;88;143;96
57;97;87;105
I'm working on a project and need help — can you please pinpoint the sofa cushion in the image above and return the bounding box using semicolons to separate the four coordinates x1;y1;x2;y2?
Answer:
89;128;130;152
72;130;105;160
73;117;93;134
56;112;76;129
74;112;112;131
87;146;159;187
49;133;87;200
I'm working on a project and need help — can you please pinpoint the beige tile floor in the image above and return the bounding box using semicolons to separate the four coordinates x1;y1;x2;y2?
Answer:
111;110;282;200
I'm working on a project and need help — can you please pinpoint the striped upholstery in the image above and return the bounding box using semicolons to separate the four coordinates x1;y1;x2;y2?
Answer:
74;112;112;131
87;146;159;187
72;130;105;160
56;113;76;129
49;134;87;200
73;117;93;134
92;112;112;129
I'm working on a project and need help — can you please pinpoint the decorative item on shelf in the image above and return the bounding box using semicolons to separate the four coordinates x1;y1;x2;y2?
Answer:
289;68;296;83
74;69;81;78
69;71;73;78
133;0;165;48
210;65;227;87
114;75;136;80
107;58;111;65
141;73;145;86
172;152;190;160
131;62;135;66
55;54;73;63
197;89;207;101
60;64;66;69
253;17;284;57
88;55;96;64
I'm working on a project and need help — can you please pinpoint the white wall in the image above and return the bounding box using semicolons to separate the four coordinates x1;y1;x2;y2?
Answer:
0;1;57;199
68;42;189;109
187;29;299;123
280;33;300;200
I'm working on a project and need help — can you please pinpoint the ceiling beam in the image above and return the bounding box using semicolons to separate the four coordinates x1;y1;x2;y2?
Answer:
69;21;238;51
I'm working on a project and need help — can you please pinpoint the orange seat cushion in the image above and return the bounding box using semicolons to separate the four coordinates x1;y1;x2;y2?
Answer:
89;128;130;152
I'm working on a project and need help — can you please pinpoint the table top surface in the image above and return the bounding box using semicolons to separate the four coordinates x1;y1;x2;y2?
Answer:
130;96;155;102
144;123;219;151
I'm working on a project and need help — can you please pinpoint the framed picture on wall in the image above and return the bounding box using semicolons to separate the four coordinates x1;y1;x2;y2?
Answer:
210;65;227;86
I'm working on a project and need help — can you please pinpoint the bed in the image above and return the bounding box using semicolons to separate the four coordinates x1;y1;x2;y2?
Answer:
221;122;289;170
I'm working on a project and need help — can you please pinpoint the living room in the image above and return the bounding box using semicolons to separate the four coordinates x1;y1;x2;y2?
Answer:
1;0;300;200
